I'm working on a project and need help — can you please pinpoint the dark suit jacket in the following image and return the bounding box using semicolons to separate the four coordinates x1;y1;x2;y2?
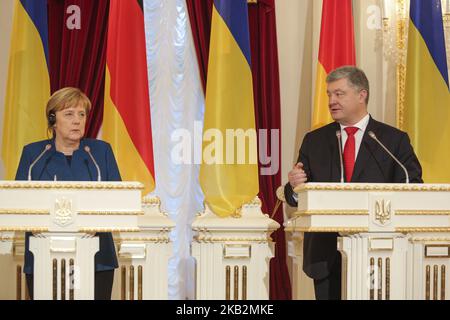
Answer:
15;138;121;274
284;117;423;280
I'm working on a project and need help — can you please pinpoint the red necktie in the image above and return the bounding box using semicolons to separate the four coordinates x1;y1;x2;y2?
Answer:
343;127;359;182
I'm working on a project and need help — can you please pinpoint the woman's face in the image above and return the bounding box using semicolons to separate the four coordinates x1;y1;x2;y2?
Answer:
53;102;87;143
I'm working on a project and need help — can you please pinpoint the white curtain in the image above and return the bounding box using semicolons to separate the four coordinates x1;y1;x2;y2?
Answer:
144;0;205;300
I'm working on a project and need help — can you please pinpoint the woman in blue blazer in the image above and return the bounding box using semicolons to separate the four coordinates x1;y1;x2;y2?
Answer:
15;87;121;300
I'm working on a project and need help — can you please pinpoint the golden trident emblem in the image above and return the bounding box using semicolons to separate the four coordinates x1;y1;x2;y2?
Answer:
375;199;391;225
54;197;73;227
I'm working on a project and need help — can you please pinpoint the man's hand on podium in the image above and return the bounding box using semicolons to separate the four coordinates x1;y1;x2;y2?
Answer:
288;162;307;189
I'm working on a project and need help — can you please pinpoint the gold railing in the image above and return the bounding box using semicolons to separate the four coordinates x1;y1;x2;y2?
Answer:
425;264;447;300
225;265;249;300
370;257;391;300
120;265;144;300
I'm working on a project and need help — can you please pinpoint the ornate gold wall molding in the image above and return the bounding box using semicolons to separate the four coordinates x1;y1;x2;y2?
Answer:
395;0;408;130
294;210;369;216
0;181;144;190
295;184;450;192
396;210;450;215
77;211;144;216
0;209;49;215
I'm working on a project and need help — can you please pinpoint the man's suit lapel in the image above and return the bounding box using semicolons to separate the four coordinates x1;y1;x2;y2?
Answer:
328;122;342;182
351;117;380;182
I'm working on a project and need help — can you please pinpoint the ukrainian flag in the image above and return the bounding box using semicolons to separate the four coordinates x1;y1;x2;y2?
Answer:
404;0;450;183
2;0;50;179
199;0;259;217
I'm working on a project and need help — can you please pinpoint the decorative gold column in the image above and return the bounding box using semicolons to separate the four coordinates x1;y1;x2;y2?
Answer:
396;0;408;130
52;259;58;300
242;266;247;300
377;258;383;300
61;259;66;300
129;265;134;301
69;259;74;300
121;266;126;300
441;265;446;300
444;3;450;76
433;265;438;300
138;266;143;301
16;265;22;300
234;266;239;300
370;258;375;300
385;258;391;300
225;266;231;300
426;265;431;300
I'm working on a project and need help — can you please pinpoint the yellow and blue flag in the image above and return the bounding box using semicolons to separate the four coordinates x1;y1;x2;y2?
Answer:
404;0;450;183
2;0;50;179
199;0;259;217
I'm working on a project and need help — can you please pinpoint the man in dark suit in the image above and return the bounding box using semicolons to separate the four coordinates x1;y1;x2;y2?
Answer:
284;66;423;300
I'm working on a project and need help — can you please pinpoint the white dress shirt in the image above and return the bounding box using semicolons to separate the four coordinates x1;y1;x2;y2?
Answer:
340;113;370;160
291;114;370;202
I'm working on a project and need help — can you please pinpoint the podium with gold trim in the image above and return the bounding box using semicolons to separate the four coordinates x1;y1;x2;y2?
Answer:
0;181;174;300
283;183;450;300
192;197;280;300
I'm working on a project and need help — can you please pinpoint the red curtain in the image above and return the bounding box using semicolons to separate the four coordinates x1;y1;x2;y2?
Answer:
249;0;291;300
186;0;212;94
186;0;292;299
47;0;109;138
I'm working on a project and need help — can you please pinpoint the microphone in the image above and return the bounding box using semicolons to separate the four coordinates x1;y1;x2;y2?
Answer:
368;131;409;183
84;146;101;181
28;144;52;181
335;130;345;183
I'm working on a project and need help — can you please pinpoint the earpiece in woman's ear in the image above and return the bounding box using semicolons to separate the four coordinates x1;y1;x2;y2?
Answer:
48;112;56;127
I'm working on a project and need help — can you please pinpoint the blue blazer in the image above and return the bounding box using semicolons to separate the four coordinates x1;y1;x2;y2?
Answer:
15;138;121;274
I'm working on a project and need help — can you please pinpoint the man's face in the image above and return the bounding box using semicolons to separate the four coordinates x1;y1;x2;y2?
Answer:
327;78;367;125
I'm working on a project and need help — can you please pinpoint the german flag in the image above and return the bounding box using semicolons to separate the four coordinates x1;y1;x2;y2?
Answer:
103;0;155;194
312;0;355;129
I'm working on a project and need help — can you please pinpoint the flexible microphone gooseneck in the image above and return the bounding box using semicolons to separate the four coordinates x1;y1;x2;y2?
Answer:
336;130;345;183
84;146;101;182
28;144;52;181
368;131;409;183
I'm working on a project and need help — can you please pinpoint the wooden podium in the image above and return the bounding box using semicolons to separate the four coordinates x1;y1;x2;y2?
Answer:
0;181;143;300
284;183;450;300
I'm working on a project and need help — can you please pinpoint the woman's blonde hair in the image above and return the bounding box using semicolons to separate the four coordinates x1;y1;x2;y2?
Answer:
46;87;91;131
